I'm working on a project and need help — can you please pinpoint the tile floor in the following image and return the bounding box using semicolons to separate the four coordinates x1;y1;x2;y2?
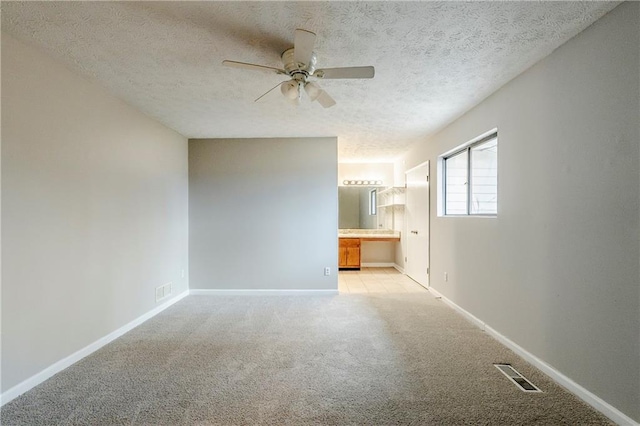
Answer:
338;267;428;294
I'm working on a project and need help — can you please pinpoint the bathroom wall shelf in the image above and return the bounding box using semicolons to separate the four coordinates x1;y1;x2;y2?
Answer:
377;186;405;207
376;186;406;229
378;186;406;196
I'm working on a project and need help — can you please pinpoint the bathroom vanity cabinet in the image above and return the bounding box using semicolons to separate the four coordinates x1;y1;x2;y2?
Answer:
338;231;401;270
338;238;361;269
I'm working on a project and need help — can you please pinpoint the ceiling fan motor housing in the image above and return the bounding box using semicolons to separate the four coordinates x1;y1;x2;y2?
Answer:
281;48;316;79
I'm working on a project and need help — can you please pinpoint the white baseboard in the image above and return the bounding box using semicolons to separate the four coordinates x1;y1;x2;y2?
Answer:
361;262;396;267
393;264;405;274
0;290;189;407
190;289;338;296
427;286;639;426
428;287;486;331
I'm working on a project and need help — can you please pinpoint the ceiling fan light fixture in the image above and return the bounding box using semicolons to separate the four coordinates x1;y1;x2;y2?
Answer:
288;95;302;106
304;81;322;101
224;29;374;109
280;80;300;100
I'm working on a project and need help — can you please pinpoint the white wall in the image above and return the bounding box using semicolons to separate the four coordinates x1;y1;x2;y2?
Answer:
388;165;408;270
189;138;337;290
1;34;189;393
361;242;395;265
398;3;639;421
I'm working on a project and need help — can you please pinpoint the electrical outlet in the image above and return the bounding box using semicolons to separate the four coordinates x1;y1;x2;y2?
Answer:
156;282;172;303
155;286;164;302
444;272;448;282
324;267;331;276
181;269;185;278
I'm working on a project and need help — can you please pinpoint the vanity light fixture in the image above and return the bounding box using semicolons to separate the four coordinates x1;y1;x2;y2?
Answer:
342;180;383;186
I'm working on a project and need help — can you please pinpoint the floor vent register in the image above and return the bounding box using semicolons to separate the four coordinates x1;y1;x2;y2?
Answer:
494;364;542;393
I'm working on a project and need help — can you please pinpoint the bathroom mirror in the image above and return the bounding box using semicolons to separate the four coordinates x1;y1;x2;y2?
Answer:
339;186;381;229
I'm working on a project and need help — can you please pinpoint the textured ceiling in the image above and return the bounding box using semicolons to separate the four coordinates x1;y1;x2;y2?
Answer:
1;1;619;161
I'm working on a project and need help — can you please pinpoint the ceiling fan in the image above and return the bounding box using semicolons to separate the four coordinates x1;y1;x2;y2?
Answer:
222;29;375;108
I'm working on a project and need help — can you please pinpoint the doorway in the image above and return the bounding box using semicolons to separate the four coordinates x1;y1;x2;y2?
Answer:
404;161;430;288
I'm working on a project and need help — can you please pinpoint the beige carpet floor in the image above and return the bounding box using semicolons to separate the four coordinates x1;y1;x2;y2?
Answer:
1;292;613;425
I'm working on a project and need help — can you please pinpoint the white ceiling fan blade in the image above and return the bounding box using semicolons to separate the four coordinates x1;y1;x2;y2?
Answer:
304;81;335;108
294;29;316;67
222;60;285;74
316;90;336;108
314;66;375;79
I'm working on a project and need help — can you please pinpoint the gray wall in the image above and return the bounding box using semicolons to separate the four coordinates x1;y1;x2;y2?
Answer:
1;34;189;392
189;138;338;290
398;3;639;421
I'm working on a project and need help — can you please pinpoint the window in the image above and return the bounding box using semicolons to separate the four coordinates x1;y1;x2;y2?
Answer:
368;188;377;216
442;133;497;216
444;149;468;215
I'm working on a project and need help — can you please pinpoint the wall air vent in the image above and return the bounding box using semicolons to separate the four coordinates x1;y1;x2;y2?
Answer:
494;364;542;393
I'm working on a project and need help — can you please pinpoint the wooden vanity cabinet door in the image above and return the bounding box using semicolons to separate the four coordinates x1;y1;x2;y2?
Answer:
339;238;361;269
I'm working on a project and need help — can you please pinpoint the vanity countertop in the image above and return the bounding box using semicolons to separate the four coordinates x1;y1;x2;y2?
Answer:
338;229;401;240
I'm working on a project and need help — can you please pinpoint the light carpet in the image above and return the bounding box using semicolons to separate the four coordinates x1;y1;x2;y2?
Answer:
1;292;613;425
